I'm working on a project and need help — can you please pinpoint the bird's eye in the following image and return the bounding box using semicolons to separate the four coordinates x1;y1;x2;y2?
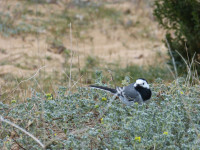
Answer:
143;83;144;85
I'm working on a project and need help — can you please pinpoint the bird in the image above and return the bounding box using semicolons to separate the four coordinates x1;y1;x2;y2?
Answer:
89;78;152;105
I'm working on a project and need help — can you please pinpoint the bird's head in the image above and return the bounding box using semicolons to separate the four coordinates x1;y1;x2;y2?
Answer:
134;78;149;89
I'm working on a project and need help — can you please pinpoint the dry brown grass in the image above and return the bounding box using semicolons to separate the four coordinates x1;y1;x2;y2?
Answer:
0;0;166;102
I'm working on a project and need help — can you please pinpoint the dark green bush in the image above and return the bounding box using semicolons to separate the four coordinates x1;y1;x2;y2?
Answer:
153;0;200;73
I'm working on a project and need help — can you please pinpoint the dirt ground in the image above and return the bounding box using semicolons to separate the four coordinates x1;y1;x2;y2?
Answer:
0;0;167;99
0;0;166;75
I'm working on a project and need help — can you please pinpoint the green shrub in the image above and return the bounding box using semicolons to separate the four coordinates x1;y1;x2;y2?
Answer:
1;75;200;149
153;0;200;73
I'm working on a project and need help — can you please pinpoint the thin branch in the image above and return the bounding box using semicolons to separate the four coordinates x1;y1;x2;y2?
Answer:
165;63;176;79
1;66;47;103
0;115;45;149
63;71;83;89
107;70;116;88
12;138;27;150
68;22;73;93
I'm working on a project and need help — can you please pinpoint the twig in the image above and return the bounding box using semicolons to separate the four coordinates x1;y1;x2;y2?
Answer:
63;71;83;89
12;138;27;150
107;70;116;88
165;63;176;79
71;75;83;89
78;54;82;81
175;50;196;84
3;66;46;94
68;22;73;93
195;60;200;65
0;115;45;149
1;66;47;103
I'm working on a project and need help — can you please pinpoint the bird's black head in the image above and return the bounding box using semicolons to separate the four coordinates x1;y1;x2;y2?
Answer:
134;78;151;101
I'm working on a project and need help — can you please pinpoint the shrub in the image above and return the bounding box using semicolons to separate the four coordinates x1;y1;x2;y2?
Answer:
1;75;200;149
153;0;200;74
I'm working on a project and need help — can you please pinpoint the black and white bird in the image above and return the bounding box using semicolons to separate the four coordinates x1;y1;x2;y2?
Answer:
90;78;152;105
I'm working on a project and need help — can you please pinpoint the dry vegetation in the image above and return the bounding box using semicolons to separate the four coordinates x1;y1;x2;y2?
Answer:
0;0;168;103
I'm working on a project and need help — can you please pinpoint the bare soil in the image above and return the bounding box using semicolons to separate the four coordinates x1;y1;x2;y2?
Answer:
0;0;167;101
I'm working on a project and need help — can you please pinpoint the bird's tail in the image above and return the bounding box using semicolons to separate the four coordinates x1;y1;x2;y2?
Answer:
89;85;117;94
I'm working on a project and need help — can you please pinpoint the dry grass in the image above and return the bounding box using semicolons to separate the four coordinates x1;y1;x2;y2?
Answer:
0;0;166;103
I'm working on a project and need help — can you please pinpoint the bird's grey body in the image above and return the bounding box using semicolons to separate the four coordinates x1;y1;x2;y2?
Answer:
90;78;151;106
116;84;143;105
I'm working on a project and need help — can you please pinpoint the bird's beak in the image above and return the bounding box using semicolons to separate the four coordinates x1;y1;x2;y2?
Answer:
134;83;140;87
135;83;143;87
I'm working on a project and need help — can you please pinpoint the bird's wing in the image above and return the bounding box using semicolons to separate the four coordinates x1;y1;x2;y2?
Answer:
123;83;142;102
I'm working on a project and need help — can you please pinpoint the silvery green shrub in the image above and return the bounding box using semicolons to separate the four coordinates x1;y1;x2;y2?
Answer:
0;76;200;149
